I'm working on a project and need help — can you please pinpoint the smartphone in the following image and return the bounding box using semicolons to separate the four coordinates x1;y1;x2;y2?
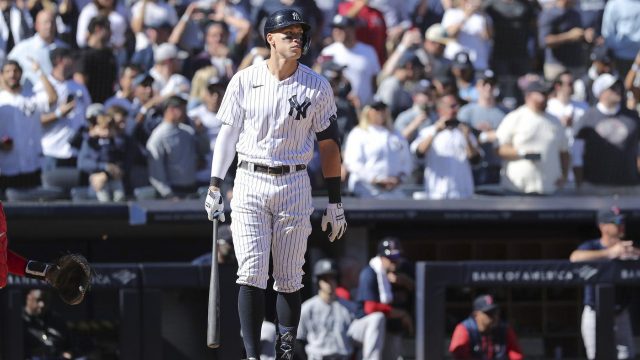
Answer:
67;94;75;102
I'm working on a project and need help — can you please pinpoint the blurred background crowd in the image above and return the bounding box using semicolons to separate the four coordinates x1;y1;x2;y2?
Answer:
0;0;638;202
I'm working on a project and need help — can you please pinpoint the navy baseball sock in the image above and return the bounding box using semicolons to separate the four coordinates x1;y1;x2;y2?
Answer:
238;285;265;358
276;290;301;334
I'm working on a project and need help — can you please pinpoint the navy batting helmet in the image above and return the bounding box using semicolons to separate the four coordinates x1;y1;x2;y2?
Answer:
377;237;403;260
313;258;338;280
263;9;311;55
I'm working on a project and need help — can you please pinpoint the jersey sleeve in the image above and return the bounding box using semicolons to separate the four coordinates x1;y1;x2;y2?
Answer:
312;79;337;133
449;323;471;359
216;73;245;128
356;267;380;302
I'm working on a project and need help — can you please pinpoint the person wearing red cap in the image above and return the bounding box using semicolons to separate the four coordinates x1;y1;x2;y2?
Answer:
449;294;523;360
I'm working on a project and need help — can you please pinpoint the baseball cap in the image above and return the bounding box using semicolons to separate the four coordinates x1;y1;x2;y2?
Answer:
396;51;422;69
331;14;357;28
452;52;473;70
321;61;347;80
590;45;613;64
592;73;620;98
164;93;189;108
154;43;189;63
597;207;625;225
473;294;499;313
217;223;232;241
85;103;105;119
425;23;451;45
370;97;388;110
207;76;227;92
478;69;497;84
377;237;403;260
524;79;551;95
313;258;339;278
412;79;434;95
132;73;154;88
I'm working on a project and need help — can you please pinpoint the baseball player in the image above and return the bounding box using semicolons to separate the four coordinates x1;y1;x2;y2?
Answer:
204;9;347;360
0;202;91;305
297;258;386;360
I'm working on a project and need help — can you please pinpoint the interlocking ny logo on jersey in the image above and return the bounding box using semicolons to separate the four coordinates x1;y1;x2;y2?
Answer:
288;95;311;120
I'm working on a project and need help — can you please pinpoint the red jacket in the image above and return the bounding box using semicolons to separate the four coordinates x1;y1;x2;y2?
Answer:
0;203;27;288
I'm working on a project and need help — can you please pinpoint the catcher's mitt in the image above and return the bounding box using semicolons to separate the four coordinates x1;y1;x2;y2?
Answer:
47;254;92;305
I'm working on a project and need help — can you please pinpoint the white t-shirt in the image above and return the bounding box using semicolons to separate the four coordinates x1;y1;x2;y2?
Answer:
442;9;492;70
76;4;128;48
188;104;222;182
343;125;413;198
34;76;91;159
321;41;380;106
150;68;191;97
0;89;47;175
546;97;588;145
410;125;476;199
131;1;178;51
496;106;569;194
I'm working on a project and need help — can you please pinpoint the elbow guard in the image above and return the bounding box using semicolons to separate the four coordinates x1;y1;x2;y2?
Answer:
316;120;341;147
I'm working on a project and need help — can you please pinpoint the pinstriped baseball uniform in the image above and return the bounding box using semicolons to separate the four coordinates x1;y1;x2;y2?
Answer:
217;60;336;292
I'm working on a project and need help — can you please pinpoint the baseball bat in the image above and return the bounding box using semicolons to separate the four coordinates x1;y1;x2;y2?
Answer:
207;219;221;348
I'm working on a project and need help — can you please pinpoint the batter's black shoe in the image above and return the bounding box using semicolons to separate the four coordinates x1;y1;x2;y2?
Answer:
275;331;295;360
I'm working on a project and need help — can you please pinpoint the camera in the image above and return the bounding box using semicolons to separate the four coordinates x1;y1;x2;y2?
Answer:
445;118;460;128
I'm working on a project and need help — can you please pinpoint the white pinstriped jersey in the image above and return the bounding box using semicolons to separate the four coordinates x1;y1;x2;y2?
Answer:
217;60;336;166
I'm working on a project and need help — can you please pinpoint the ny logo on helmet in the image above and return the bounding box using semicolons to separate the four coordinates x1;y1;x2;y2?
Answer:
288;95;311;120
292;12;301;21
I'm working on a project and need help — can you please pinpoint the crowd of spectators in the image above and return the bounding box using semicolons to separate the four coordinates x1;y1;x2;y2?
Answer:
0;0;639;201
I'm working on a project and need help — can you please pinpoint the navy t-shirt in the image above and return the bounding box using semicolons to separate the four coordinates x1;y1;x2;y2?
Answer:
577;239;632;309
538;7;584;67
574;107;640;185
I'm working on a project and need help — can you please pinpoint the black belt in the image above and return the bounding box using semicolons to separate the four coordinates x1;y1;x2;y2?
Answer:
238;161;306;175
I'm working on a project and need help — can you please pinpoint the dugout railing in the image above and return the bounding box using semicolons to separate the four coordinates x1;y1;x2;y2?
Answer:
417;260;640;360
0;263;242;360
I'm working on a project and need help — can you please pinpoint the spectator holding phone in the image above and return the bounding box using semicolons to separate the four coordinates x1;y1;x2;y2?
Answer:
37;47;91;171
410;93;480;199
496;79;570;195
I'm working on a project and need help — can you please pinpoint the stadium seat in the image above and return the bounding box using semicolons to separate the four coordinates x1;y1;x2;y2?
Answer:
134;186;158;200
41;168;80;191
70;186;97;202
5;187;67;201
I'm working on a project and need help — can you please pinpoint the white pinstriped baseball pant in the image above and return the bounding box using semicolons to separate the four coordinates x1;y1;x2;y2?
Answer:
581;305;635;359
230;166;313;293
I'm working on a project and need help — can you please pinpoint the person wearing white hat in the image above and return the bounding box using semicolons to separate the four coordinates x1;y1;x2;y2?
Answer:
415;23;453;78
149;43;191;97
571;73;640;193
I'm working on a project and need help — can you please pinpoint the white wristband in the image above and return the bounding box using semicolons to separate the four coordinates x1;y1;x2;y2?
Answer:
55;108;63;118
632;63;640;72
517;149;526;158
478;132;489;143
